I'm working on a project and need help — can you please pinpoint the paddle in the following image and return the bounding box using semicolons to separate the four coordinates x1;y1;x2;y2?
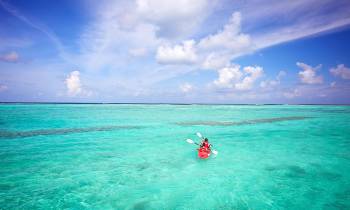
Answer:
186;139;199;145
196;132;218;155
196;132;203;139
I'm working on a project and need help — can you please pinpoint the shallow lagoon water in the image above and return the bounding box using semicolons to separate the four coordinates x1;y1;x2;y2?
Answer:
0;104;350;209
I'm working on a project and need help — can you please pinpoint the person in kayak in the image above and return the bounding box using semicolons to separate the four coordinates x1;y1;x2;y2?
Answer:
200;138;211;151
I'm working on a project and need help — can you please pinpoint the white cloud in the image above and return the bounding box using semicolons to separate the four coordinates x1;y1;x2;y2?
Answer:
136;0;211;38
260;70;286;89
156;40;197;64
198;12;251;54
201;53;231;70
214;65;263;90
65;71;82;96
156;11;252;68
0;84;8;92
0;51;19;63
330;64;350;79
197;12;253;70
235;66;264;90
179;83;193;93
65;71;92;97
136;0;208;23
297;62;323;84
213;65;242;88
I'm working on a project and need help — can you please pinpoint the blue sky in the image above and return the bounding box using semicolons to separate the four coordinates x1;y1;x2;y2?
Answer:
0;0;350;103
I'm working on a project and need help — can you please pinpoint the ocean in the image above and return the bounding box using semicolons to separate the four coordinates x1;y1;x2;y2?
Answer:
0;104;349;209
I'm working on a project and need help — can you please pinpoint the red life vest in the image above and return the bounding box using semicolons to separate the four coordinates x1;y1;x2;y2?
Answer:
202;141;210;149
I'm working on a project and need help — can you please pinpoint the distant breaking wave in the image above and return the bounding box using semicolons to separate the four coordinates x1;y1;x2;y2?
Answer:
0;125;142;139
176;116;311;126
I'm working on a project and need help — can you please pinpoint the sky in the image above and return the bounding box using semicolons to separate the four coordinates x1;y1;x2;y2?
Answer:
0;0;350;104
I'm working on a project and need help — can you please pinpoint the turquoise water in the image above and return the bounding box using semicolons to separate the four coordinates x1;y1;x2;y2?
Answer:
0;104;350;210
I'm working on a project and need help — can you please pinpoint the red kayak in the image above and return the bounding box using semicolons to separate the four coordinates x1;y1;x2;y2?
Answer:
198;147;211;159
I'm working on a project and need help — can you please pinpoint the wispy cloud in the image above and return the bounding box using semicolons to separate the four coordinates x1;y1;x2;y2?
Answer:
0;0;67;59
242;0;350;49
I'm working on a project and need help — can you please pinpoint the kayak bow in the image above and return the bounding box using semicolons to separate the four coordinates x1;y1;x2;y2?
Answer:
198;147;211;159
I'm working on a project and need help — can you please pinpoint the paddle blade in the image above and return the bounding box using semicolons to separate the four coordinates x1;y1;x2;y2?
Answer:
212;150;218;155
196;132;203;139
186;139;195;144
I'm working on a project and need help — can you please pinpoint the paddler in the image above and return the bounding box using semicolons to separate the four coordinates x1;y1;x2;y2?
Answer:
200;138;211;151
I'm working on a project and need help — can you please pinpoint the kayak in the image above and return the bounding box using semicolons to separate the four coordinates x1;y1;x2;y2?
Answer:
198;147;211;159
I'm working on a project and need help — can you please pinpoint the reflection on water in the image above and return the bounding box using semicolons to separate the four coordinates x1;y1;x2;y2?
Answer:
0;125;142;139
176;116;311;126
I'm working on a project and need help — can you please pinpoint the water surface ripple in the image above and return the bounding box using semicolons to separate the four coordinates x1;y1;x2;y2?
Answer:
0;104;349;209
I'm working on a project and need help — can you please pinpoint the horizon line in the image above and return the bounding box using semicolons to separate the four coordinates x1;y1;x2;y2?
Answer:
1;102;350;106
